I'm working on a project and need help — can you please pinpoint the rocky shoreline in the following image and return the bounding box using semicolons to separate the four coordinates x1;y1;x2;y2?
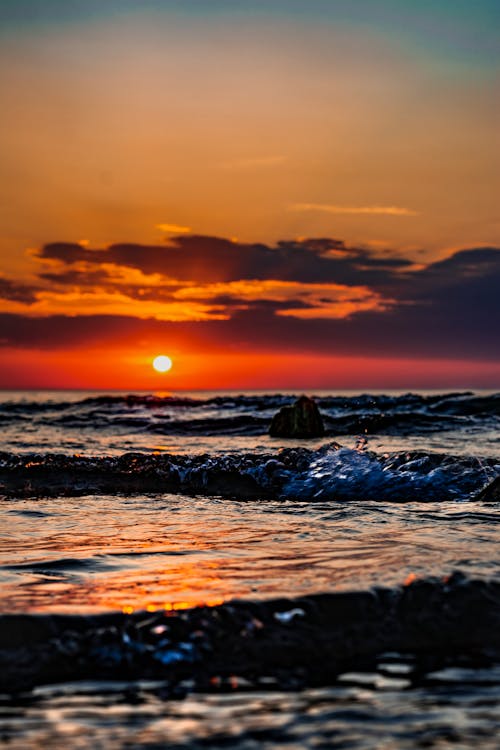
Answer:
1;573;498;695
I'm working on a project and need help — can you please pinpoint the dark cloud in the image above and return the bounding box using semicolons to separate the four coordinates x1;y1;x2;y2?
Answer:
395;247;500;308
0;276;38;304
1;238;499;362
1;271;498;361
38;268;113;285
19;267;183;304
0;314;168;350
37;236;413;287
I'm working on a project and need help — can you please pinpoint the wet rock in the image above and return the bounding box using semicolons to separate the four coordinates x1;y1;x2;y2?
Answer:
0;448;495;502
269;396;325;438
0;574;499;694
475;475;500;502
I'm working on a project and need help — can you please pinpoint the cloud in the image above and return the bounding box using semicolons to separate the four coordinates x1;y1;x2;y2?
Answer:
174;279;389;319
0;258;392;322
0;238;498;362
0;264;226;322
0;291;228;322
155;223;191;234
24;235;415;320
0;265;497;361
0;276;38;304
36;236;413;288
290;203;419;216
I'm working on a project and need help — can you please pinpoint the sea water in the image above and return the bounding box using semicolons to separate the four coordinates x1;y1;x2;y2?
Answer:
0;390;499;748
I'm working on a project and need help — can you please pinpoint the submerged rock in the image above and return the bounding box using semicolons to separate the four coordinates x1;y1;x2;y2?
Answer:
269;396;325;438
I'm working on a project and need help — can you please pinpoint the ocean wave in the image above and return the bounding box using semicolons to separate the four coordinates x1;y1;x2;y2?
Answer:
0;391;498;438
0;445;497;502
1;572;498;694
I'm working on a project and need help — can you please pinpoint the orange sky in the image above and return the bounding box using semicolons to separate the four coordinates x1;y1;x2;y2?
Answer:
1;347;499;391
0;1;499;389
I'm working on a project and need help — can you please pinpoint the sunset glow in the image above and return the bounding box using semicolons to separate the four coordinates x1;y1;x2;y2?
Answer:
0;1;498;389
1;9;499;745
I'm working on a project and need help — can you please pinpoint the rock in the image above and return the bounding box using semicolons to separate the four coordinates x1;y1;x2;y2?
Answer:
269;396;325;438
1;575;499;694
475;475;500;502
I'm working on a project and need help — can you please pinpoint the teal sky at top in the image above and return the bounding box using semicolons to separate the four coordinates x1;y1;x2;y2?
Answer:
1;0;498;70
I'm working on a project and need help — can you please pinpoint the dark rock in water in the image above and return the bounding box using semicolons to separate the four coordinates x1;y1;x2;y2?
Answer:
269;396;325;438
475;475;500;501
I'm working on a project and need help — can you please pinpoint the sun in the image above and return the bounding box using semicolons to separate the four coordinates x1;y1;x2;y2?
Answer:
152;355;173;373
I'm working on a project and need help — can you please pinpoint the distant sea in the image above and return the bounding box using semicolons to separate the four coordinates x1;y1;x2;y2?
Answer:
1;389;499;749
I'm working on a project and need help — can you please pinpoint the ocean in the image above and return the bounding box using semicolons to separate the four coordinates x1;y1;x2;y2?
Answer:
0;389;499;749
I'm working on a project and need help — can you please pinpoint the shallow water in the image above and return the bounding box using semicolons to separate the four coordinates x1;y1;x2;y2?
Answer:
1;495;499;614
2;669;500;749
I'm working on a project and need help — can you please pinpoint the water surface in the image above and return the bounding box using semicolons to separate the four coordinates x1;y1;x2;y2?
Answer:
0;389;498;749
1;495;499;613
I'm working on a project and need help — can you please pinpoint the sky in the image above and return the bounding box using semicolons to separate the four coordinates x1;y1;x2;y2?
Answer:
0;0;499;389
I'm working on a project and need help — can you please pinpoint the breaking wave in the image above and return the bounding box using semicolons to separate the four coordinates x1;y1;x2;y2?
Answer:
1;444;498;502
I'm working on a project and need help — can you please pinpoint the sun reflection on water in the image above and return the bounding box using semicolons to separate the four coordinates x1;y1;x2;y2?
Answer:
121;596;226;616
